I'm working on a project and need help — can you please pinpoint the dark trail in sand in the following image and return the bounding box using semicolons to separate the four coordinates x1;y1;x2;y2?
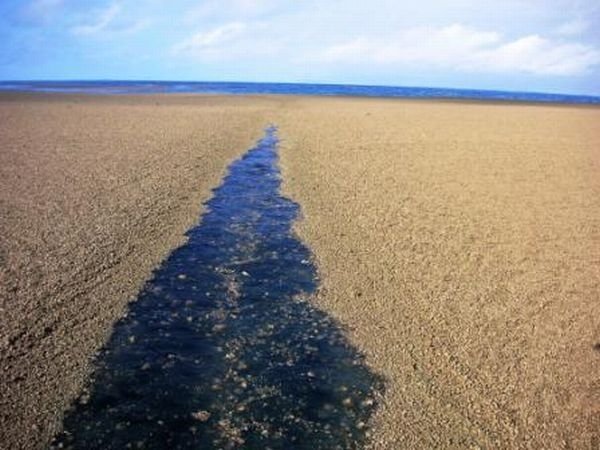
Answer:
51;126;383;449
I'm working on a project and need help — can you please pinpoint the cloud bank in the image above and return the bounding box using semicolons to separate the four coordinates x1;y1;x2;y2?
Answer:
316;24;600;76
172;23;247;56
71;4;121;36
2;0;600;94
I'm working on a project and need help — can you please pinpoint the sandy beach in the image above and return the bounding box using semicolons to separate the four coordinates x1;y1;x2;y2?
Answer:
0;93;277;448
1;93;599;449
278;97;600;448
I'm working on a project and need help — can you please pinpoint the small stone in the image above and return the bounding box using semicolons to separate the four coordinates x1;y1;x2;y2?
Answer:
362;398;375;407
212;324;227;333
191;410;211;422
141;363;151;371
177;274;187;280
342;397;353;407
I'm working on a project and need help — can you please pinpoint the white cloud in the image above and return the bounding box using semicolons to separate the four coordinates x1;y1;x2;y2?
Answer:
316;24;600;76
475;35;600;75
171;21;286;62
556;19;588;36
323;25;500;65
184;0;280;23
118;18;152;35
71;4;121;36
172;22;248;57
20;0;64;25
68;4;149;37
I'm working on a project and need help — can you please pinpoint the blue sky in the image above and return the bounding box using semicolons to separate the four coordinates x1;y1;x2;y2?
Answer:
1;0;599;95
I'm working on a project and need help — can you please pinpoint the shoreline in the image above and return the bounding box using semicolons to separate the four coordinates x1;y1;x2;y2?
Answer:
2;90;600;109
1;92;599;448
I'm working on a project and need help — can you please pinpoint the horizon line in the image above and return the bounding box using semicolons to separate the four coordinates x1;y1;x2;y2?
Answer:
1;79;599;102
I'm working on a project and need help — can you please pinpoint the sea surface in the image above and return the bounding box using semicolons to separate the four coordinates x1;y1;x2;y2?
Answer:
1;80;599;104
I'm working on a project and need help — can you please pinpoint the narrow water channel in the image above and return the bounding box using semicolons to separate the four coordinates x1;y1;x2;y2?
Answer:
51;126;383;449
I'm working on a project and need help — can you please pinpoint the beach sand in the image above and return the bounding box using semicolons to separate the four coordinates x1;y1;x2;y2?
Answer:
278;97;600;448
0;93;278;448
1;93;599;448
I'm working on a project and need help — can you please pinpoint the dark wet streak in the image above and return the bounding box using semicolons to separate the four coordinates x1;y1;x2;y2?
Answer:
51;126;384;449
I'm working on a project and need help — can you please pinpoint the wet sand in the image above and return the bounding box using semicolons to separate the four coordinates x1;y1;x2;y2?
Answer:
1;93;599;448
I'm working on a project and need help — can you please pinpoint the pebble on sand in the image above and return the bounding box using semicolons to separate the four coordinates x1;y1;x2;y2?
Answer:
191;410;211;422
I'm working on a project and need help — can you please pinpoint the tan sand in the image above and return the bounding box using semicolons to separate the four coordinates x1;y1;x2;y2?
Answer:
277;97;600;448
0;93;279;449
1;93;599;449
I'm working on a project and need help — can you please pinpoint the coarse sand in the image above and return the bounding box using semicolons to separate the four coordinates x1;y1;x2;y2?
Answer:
277;97;600;449
1;93;599;449
0;93;279;449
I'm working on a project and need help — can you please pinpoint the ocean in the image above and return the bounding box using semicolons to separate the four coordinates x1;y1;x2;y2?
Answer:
1;80;599;105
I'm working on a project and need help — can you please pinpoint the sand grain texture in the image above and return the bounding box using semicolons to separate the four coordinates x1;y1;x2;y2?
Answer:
278;98;600;449
0;94;277;449
1;94;599;449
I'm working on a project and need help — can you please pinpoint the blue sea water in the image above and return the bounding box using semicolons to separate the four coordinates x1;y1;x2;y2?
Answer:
1;80;599;105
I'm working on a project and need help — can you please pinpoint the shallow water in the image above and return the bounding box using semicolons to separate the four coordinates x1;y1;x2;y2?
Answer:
2;80;599;104
51;126;383;449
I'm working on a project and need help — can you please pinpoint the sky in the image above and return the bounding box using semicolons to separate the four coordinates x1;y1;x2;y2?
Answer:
1;0;599;95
